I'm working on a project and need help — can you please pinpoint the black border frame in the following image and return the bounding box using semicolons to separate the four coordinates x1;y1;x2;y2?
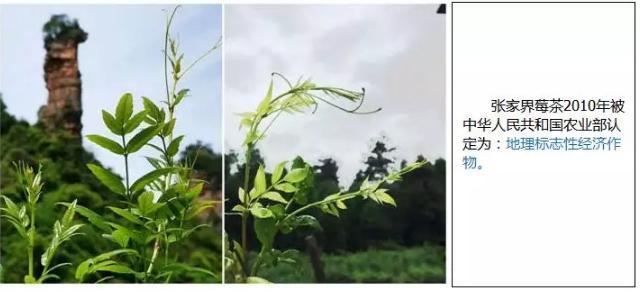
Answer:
450;1;637;288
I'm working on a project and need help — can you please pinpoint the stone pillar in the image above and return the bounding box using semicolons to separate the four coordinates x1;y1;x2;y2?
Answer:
38;15;87;138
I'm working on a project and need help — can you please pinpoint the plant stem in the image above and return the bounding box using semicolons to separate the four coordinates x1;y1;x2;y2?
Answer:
163;6;179;107
177;37;222;80
121;134;131;201
240;144;253;275
281;192;361;224
27;203;35;281
145;225;163;281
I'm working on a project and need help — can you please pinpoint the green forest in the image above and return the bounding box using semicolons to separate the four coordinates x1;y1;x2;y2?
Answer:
224;142;445;283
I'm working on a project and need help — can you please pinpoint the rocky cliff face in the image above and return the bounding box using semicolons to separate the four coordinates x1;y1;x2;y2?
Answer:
37;15;87;138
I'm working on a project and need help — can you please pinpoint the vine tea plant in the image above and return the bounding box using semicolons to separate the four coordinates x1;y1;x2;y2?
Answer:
1;162;83;283
225;73;427;283
68;6;222;283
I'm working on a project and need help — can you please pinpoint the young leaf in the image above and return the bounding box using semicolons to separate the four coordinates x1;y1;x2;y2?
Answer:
87;135;125;155
374;189;396;206
254;165;266;193
162;118;176;137
137;191;162;216
102;110;123;135
130;168;173;193
107;207;143;225
260;191;287;204
107;223;144;244
109;229;130;248
186;200;216;220
284;168;307;183
231;205;246;213
115;93;133;124
274;183;297;193
238;188;246;204
166;135;184;158
127;125;161;154
185;182;204;200
142;97;161;121
0;196;28;238
123;110;148;134
174;89;189;107
271;161;286;184
87;164;125;195
75;249;137;282
256;79;273;117
249;207;273;219
61;203;111;232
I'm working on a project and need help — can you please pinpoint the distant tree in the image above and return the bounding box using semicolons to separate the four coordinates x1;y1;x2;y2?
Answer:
180;141;223;191
222;140;446;254
351;140;396;184
42;14;87;47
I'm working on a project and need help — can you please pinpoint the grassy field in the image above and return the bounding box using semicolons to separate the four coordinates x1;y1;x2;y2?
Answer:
258;244;445;283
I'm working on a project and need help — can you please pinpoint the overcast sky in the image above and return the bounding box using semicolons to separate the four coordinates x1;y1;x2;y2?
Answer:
225;5;445;187
0;5;222;181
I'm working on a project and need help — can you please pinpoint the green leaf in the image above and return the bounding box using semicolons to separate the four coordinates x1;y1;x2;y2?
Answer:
257;80;273;117
174;89;189;107
95;264;136;275
107;223;144;244
254;217;277;250
142;97;161;121
61;199;78;226
185;200;216;220
274;183;297;193
185;182;204;200
127;125;161;154
284;168;307;183
166;135;184;158
115;93;133;124
110;229;130;248
250;207;273;219
87;135;125;155
231;205;246;212
260;191;287;204
247;276;271;283
1;196;28;238
130;168;173;193
67;203;110;232
86;164;125;195
374;189;396;206
271;161;286;184
137;192;162;216
162;118;176;137
238;188;246;204
75;249;137;282
254;165;267;193
123;110;147;134
268;204;286;218
291;215;322;230
107;207;143;225
160;263;219;281
102;110;122;135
